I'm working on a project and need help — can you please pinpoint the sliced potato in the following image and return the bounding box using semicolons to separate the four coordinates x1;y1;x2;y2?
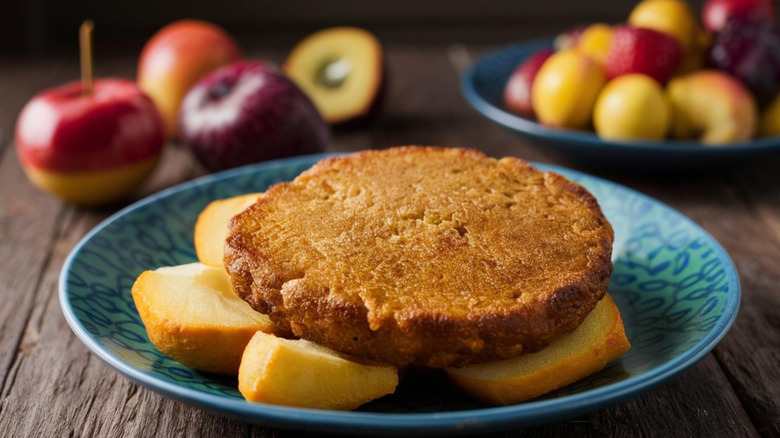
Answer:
194;193;262;268
446;295;630;405
239;331;399;410
131;262;275;375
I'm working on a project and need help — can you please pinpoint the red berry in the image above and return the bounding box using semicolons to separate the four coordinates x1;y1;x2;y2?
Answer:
605;26;683;84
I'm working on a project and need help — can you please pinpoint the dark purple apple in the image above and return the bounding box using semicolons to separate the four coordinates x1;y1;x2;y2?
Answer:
708;16;780;105
702;0;776;33
179;61;329;171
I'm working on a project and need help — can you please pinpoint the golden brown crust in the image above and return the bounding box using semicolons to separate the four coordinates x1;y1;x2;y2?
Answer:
225;146;614;367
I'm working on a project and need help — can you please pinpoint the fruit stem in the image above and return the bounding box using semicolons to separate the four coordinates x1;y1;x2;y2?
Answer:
80;20;94;96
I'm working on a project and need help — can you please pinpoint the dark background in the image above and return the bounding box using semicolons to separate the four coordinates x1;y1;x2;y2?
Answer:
1;0;708;58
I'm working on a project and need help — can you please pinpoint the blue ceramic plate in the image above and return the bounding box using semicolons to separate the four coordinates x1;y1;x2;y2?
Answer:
60;153;739;436
462;38;780;170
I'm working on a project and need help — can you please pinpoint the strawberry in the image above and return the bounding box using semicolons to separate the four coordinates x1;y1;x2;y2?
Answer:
605;25;683;83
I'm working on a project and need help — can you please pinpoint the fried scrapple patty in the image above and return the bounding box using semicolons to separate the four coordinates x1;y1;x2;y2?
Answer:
225;147;614;368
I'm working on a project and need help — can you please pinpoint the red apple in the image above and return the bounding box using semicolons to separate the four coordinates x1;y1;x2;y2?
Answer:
504;49;554;116
15;79;165;205
138;20;241;139
178;61;329;171
702;0;776;32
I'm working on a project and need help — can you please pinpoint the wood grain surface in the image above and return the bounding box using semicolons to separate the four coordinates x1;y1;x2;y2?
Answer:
0;43;778;438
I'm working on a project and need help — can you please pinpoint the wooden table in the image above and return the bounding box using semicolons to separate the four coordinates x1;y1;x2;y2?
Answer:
1;43;778;438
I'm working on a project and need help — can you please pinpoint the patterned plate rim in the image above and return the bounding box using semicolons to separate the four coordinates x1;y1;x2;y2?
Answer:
461;37;780;154
58;152;740;435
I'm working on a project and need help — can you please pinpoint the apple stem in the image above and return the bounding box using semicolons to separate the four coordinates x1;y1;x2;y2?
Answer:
80;20;94;96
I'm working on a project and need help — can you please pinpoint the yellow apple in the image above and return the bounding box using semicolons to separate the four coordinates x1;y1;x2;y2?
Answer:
594;74;671;140
194;193;262;268
667;71;758;144
131;262;275;375
629;0;699;52
446;295;630;405
531;50;606;129
577;24;613;68
239;331;399;410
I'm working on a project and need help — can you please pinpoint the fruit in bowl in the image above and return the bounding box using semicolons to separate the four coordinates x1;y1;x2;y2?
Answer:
178;61;329;171
138;20;241;139
667;70;758;143
284;27;384;126
629;0;701;53
594;74;672;140
502;0;780;144
15;79;165;205
531;50;606;129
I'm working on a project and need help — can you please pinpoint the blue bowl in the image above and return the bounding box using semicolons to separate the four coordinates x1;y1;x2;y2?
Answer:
60;153;740;435
462;38;780;171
